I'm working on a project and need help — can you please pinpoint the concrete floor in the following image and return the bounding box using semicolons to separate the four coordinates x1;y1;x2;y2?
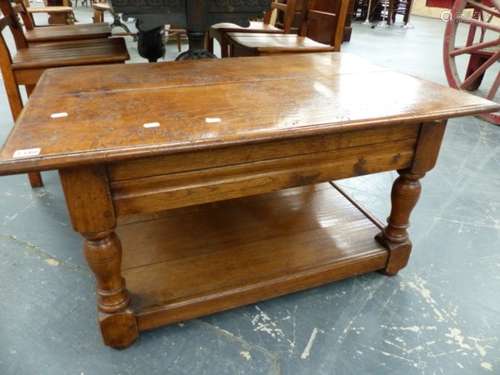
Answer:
0;9;499;375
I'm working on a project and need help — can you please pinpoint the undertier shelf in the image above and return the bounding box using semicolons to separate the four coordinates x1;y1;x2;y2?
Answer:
116;182;389;331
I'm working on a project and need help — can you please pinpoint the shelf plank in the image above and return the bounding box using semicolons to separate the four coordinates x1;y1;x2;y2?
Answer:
117;183;388;331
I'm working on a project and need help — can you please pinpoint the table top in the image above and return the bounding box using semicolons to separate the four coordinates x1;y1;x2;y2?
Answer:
0;53;497;175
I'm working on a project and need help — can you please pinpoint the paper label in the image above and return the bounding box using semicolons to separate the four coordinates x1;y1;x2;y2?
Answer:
50;112;68;119
205;117;221;123
143;122;160;128
13;148;41;158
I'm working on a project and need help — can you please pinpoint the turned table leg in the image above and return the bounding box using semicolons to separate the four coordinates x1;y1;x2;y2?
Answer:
60;166;138;348
83;230;137;348
377;121;447;275
376;170;423;275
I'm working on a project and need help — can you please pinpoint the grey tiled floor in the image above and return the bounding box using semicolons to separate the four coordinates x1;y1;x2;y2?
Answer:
0;9;499;375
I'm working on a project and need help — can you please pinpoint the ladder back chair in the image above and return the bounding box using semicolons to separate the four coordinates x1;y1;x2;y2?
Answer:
227;0;350;57
208;0;299;58
22;0;75;25
12;0;112;43
0;0;129;188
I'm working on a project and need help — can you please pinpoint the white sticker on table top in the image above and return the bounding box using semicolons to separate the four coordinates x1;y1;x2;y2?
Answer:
13;148;41;158
50;112;68;119
143;122;160;128
205;117;221;124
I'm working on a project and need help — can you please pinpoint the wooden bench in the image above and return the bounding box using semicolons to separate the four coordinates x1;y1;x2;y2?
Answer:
0;53;496;348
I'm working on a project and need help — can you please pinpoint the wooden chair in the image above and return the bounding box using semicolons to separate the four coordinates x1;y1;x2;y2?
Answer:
24;0;75;25
208;0;299;58
227;0;350;57
13;0;112;43
165;24;186;52
0;0;129;188
92;0;134;37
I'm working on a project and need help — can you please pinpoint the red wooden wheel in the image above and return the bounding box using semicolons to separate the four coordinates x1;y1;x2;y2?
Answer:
443;0;500;124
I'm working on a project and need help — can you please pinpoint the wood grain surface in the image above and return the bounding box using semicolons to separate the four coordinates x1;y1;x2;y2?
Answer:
0;53;497;175
116;183;388;330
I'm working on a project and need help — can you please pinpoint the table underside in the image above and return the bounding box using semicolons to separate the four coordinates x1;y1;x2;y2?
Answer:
116;182;389;332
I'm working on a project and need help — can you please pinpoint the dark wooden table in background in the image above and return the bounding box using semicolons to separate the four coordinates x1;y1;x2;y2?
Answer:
0;53;497;348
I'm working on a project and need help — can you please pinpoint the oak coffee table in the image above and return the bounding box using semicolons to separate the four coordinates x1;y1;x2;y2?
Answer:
0;53;497;348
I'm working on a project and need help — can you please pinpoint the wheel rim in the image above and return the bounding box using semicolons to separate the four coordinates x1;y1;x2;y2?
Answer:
443;0;500;125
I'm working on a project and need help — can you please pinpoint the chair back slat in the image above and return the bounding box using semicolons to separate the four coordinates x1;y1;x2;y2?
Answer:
0;15;24;120
0;13;12;30
0;0;27;48
302;9;336;44
300;0;349;50
12;0;35;30
263;0;298;33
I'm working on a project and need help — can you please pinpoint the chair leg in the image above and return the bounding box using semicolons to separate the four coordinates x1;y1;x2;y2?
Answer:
24;85;44;188
403;0;413;25
221;37;229;58
28;172;44;188
25;84;35;96
93;9;103;23
207;35;214;54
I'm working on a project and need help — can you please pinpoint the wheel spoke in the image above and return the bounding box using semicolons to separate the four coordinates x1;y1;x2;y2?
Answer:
466;0;500;17
461;51;500;90
480;13;493;41
450;38;500;56
457;17;500;33
487;72;500;100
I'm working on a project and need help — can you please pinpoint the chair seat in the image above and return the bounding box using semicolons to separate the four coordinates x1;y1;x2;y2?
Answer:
24;23;111;43
211;21;282;33
12;37;129;70
92;3;112;11
227;33;335;53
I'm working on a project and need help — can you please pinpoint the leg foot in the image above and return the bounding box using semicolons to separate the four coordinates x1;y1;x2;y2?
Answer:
99;310;138;349
376;233;411;276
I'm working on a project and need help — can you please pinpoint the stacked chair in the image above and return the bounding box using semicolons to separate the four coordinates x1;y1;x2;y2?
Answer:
14;0;112;43
207;0;300;58
225;0;350;56
0;0;129;187
23;0;75;25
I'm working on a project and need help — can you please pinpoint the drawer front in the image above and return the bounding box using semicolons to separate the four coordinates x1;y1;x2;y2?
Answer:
108;123;419;181
110;124;420;216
